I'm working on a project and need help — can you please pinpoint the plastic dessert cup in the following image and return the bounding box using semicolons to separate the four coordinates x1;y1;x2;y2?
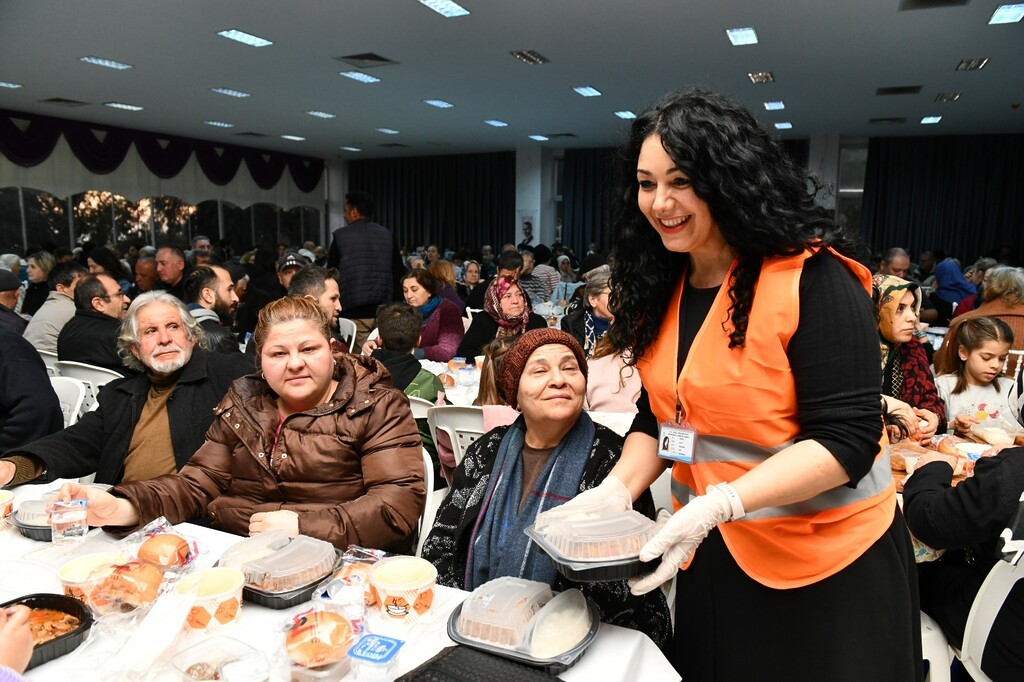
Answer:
175;567;245;631
366;556;437;624
57;552;129;605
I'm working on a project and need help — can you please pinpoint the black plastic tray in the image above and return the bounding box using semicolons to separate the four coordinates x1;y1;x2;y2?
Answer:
221;550;342;610
524;525;657;582
446;599;599;675
11;511;51;542
1;593;94;670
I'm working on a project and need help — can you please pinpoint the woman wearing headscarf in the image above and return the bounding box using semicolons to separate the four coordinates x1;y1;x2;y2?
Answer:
400;268;464;362
456;275;546;360
874;274;944;437
556;254;577;283
422;329;671;646
930;259;976;325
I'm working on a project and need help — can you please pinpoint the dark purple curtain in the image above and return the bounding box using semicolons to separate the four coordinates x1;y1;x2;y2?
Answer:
0;108;324;192
562;147;614;253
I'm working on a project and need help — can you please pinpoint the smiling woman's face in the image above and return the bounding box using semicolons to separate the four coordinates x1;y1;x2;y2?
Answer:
516;343;585;428
260;319;335;412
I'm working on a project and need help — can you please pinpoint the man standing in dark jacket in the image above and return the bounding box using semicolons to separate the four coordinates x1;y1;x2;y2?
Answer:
326;191;403;349
0;291;252;486
184;265;243;355
57;273;131;375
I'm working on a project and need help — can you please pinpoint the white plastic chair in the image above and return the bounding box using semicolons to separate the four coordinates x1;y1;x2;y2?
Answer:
919;610;952;682
427;405;485;468
49;377;87;428
416;447;450;557
54;361;122;411
38;349;60;377
408;396;434;419
337;317;357;353
1002;349;1024;393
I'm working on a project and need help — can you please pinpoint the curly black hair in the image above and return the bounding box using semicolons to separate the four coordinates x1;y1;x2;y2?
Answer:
607;89;851;362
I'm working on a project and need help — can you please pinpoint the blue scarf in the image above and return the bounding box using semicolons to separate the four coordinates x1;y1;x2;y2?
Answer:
932;259;976;303
466;412;595;591
418;294;442;321
584;309;610;357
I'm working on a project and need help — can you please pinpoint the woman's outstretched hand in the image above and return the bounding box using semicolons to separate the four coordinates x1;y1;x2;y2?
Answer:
51;482;140;527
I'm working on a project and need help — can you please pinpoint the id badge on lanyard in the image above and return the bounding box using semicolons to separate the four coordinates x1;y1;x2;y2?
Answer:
658;396;698;464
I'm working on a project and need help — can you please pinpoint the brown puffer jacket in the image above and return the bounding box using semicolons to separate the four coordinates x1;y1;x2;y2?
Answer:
110;352;426;552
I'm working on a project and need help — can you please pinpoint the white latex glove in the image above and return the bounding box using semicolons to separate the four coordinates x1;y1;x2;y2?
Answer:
629;484;739;595
565;475;632;513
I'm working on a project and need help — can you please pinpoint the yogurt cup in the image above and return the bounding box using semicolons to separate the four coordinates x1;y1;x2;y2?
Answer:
58;552;129;605
0;490;13;520
367;556;436;624
175;567;245;631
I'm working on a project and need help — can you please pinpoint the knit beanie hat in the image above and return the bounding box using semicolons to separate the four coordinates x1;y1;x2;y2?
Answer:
496;328;588;409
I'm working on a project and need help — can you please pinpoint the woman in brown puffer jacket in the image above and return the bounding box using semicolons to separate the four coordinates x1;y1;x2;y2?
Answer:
56;297;426;552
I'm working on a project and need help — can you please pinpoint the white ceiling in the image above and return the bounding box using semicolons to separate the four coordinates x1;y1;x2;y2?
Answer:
1;0;1022;161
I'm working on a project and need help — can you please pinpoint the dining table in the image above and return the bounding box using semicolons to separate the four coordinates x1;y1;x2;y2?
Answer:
2;479;680;682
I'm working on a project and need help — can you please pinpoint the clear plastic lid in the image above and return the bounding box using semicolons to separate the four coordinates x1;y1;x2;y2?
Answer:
15;500;49;526
526;589;591;659
241;536;337;594
218;530;291;570
535;510;657;562
170;635;264;682
532;498;611;532
457;577;552;647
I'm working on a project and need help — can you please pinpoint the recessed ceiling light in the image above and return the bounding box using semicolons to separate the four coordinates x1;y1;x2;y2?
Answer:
104;102;143;111
211;87;251;98
726;27;759;46
423;99;454;108
217;29;273;47
306;110;336;119
574;86;602;97
614;111;636;119
204;121;234;128
510;50;549;65
748;71;774;84
0;81;22;89
921;116;942;124
774;122;793;130
281;135;305;141
79;56;132;70
484;120;508;127
989;4;1024;23
417;0;470;18
529;135;549;141
956;58;989;71
935;92;962;102
763;101;785;110
340;71;381;84
377;128;400;135
341;146;362;152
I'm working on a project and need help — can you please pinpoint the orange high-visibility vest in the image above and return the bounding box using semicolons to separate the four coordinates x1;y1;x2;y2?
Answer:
637;247;895;589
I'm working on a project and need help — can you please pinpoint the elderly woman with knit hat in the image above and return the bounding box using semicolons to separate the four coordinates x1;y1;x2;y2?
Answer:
873;274;944;438
455;275;547;360
421;328;671;646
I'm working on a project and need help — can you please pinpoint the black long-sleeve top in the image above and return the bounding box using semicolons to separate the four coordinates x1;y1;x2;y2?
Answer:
630;249;884;485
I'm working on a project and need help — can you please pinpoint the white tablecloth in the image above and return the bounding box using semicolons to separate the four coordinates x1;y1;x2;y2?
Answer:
4;480;679;681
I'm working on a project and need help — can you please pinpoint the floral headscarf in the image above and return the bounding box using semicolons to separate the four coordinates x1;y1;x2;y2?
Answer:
484;275;532;338
872;273;921;390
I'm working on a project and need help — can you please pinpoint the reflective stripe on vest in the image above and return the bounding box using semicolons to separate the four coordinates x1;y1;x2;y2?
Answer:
639;247;896;589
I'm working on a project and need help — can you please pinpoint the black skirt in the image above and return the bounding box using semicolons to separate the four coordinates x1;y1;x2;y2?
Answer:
671;508;923;682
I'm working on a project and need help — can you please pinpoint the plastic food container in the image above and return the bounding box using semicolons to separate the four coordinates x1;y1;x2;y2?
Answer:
348;634;403;680
456;577;552;648
15;500;50;526
366;556;437;623
532;497;611;532
217;530;292;571
289;659;351;682
1;593;94;671
240;536;337;594
175;567;245;631
171;636;268;682
11;508;52;542
57;551;129;605
525;509;659;582
526;589;591;659
447;592;599;674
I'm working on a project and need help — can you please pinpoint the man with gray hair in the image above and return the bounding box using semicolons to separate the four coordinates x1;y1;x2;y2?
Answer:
0;291;251;486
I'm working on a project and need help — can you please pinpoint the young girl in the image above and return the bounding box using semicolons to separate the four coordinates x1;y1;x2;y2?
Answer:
934;316;1022;435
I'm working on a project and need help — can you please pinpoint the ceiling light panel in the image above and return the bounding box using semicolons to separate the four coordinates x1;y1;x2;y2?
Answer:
418;0;470;18
510;50;549;65
377;128;400;134
423;99;454;108
79;56;132;70
956;58;989;71
529;135;549;141
614;111;636;119
484;120;508;127
204;121;234;128
217;29;273;47
341;146;362;152
574;86;602;97
774;122;792;129
990;4;1024;23
763;101;785;110
104;102;143;111
726;27;759;45
211;87;250;98
281;135;305;141
748;71;774;84
340;71;380;84
306;110;336;119
0;81;22;88
921;116;942;124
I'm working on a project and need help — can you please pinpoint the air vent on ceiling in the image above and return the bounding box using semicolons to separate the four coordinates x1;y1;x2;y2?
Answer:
876;86;922;96
956;58;989;71
935;92;962;102
335;53;398;69
40;97;89;107
379;143;408;148
869;117;906;125
510;50;549;65
899;0;968;9
747;72;774;84
235;131;267;137
543;133;577;139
